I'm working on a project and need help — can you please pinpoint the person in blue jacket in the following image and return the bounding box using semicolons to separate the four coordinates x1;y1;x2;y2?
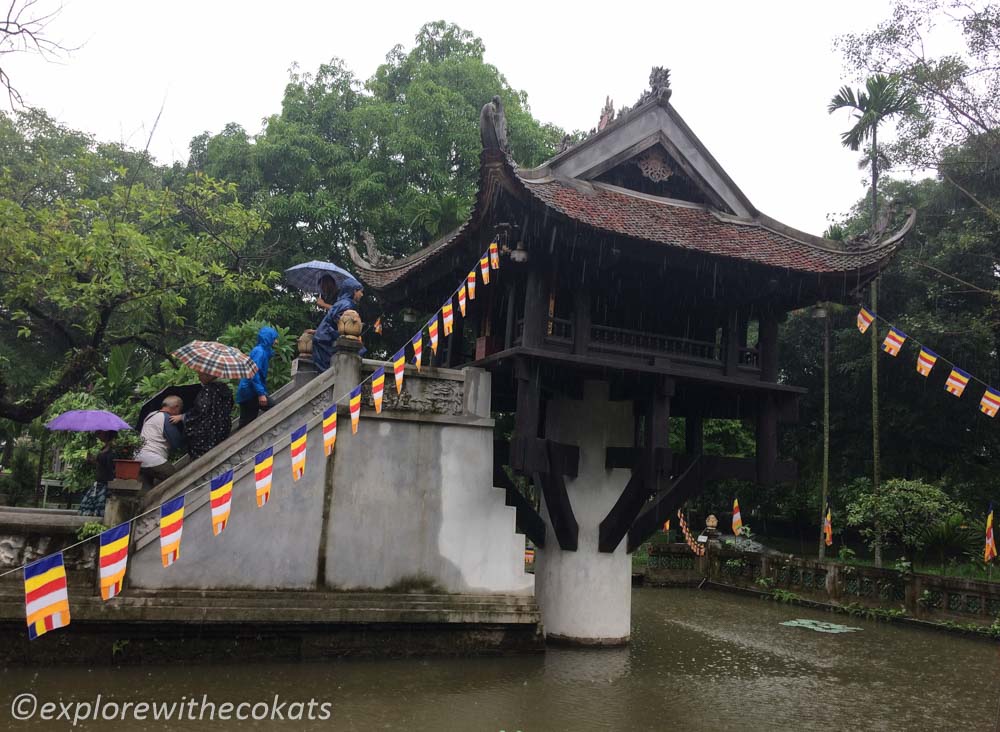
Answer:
311;276;363;373
236;325;279;428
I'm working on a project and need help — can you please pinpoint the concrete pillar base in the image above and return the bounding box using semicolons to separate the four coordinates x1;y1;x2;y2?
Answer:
535;381;634;644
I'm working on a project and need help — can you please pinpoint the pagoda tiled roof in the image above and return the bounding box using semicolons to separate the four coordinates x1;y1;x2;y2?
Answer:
351;151;913;293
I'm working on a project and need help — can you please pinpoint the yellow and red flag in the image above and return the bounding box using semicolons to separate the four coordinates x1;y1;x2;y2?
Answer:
290;424;307;481
732;498;743;536
322;406;337;456
985;505;997;563
458;284;467;316
373;317;382;335
916;347;938;377
428;315;439;354
489;241;500;270
881;328;906;357
209;469;234;536
857;307;875;334
945;367;970;397
412;332;423;371
349;385;362;435
467;271;477;300
980;388;1000;418
98;523;130;601
24;552;70;639
479;256;490;285
392;349;405;394
823;505;833;547
372;367;385;414
442;299;454;336
254;446;274;507
159;495;185;568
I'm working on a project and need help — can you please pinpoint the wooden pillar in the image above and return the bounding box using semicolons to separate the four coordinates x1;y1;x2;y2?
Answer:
723;309;739;375
756;394;778;485
511;357;542;473
521;264;548;349
685;413;704;457
759;312;779;382
572;288;591;356
504;282;518;350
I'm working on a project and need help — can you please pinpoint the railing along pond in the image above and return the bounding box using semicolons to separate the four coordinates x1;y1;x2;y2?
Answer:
644;543;1000;626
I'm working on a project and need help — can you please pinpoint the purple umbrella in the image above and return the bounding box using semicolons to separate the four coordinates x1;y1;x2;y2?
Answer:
45;410;132;432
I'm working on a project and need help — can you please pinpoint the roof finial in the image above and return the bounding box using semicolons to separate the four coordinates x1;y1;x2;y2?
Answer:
635;67;672;107
598;96;615;131
480;95;510;153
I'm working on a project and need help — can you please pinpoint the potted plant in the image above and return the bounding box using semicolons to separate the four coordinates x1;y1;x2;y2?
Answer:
112;431;144;481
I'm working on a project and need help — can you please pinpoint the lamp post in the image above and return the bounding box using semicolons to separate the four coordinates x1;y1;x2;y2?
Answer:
812;305;831;559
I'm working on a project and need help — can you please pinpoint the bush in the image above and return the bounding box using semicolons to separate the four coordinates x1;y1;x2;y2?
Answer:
0;446;37;506
846;478;963;556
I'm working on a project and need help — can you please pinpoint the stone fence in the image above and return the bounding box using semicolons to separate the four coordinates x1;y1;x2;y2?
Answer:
645;543;1000;626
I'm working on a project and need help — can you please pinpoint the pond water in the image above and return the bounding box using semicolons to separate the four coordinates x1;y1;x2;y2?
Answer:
3;587;998;730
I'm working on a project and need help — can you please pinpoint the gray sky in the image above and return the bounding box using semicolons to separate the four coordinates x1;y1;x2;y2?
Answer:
10;0;917;234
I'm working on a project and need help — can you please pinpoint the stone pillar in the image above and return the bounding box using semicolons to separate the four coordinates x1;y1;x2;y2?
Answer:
535;380;633;645
331;336;363;406
104;479;142;527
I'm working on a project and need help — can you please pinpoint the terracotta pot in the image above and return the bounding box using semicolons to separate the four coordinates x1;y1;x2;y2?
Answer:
113;459;142;481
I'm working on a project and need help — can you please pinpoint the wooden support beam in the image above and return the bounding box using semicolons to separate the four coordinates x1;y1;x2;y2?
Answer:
627;455;703;552
534;438;579;551
521;265;548;348
493;441;545;548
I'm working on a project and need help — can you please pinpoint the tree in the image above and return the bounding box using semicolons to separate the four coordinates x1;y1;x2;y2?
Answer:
846;478;963;558
829;74;917;568
0;110;271;423
1;0;71;106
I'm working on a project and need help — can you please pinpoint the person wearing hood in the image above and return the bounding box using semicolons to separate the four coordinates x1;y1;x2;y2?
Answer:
311;276;363;373
236;325;279;427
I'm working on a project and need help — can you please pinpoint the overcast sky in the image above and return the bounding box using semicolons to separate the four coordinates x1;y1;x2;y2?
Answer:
9;0;922;234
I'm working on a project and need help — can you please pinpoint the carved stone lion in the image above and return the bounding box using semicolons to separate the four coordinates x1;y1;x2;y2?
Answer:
338;309;363;340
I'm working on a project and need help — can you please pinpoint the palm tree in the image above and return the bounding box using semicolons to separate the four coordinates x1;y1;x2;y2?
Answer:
828;74;917;568
828;73;917;231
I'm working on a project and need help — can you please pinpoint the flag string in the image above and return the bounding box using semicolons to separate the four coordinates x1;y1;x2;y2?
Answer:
0;244;502;582
864;306;998;395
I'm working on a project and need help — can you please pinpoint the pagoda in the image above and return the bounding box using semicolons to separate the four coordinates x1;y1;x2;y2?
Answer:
351;69;913;644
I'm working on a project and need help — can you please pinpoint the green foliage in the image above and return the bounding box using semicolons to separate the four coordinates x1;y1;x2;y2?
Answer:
770;589;801;603
755;576;774;590
217;320;296;393
846;478;963;555
841;602;907;622
76;521;107;541
918;513;979;568
837;546;857;563
0;444;37;506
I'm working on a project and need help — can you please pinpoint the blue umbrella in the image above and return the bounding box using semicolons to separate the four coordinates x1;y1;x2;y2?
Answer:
284;261;358;294
46;410;132;432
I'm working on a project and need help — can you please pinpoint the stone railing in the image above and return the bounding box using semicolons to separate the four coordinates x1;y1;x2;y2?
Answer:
645;543;1000;626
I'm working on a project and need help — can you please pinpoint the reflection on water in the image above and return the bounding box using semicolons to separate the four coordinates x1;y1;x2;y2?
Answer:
3;588;999;731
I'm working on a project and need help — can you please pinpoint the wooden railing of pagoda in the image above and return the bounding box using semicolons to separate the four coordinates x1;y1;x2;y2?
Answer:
510;319;763;376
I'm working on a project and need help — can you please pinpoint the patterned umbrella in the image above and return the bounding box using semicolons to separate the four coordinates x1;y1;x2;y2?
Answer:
171;341;258;380
45;410;132;432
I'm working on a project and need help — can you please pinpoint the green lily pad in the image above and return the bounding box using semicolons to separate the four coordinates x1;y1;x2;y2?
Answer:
780;619;862;634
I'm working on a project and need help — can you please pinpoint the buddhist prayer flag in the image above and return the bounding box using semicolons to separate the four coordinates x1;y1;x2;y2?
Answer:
458;285;467;316
372;368;386;414
916;347;938;377
24;552;70;639
412;332;423;371
321;406;337;456
428;315;439;354
467;271;476;300
442;299;454;336
159;495;185;567
209;469;234;536
980;388;1000;418
857;307;875;334
254;447;274;507
392;349;406;394
489;241;500;270
823;506;833;547
373;317;382;335
524;547;535;564
881;328;907;357
662;519;671;533
98;523;130;601
732;498;743;536
480;255;490;285
349;385;362;435
290;424;307;481
986;505;997;563
945;367;971;397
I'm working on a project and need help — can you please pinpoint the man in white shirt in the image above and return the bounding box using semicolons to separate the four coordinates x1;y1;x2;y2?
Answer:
137;396;185;491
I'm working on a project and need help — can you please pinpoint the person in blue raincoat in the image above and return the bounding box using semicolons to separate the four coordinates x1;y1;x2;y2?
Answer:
311;276;363;373
236;325;279;427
